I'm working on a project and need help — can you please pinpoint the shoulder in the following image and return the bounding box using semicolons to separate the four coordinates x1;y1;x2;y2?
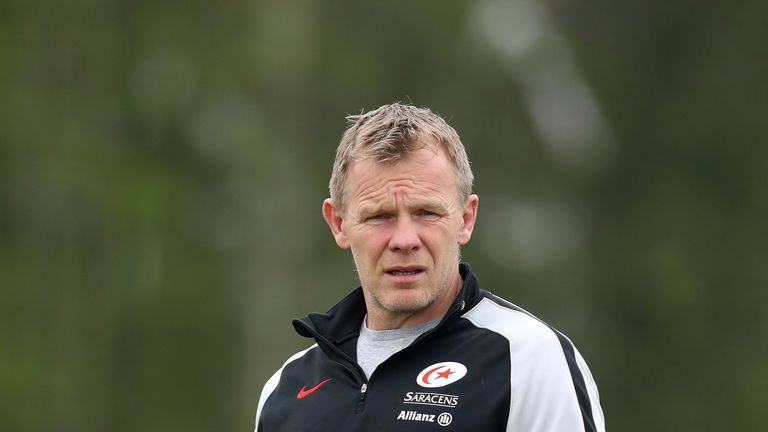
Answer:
461;292;561;348
462;292;606;432
460;293;581;386
255;344;319;424
281;344;320;367
261;344;320;390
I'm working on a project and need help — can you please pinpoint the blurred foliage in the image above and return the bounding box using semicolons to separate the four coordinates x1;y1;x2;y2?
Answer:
2;0;767;431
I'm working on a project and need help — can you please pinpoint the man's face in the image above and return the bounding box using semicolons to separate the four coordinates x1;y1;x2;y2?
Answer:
323;144;478;328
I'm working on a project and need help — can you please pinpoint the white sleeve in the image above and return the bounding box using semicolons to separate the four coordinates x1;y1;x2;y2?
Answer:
506;330;605;431
254;368;282;432
463;298;605;432
574;346;605;431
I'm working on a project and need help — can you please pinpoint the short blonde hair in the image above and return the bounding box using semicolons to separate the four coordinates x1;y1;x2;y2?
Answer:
329;103;473;211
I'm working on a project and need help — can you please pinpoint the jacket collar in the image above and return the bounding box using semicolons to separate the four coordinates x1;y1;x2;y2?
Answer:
293;262;482;345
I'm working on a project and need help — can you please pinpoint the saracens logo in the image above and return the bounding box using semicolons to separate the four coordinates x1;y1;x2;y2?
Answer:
416;362;467;388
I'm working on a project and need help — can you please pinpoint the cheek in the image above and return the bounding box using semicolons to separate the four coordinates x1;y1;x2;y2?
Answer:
433;220;461;241
349;230;387;257
423;228;457;254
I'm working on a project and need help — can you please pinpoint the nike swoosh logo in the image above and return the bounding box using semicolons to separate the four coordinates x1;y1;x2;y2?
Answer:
296;378;332;399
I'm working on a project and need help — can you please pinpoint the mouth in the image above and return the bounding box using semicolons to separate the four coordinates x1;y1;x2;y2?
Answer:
384;266;426;277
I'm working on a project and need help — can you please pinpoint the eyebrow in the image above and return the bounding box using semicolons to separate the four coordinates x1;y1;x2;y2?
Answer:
358;199;448;217
357;204;394;217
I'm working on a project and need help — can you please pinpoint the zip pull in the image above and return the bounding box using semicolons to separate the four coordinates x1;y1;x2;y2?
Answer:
354;382;369;414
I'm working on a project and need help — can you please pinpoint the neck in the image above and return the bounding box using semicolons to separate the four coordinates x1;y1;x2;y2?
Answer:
365;273;463;330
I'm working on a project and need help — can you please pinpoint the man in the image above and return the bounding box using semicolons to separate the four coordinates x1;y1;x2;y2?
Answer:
255;103;605;431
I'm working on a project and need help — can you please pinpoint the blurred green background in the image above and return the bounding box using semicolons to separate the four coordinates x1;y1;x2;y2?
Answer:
2;0;767;431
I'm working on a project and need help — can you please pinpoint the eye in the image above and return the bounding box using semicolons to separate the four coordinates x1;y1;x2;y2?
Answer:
365;214;390;222
416;209;440;219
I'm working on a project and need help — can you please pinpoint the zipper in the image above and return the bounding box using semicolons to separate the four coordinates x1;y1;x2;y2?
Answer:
355;382;368;414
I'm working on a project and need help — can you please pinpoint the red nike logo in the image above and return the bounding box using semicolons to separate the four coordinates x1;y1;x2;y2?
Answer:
296;378;332;399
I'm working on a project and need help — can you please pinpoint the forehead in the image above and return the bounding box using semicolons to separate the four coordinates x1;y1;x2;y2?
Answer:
345;146;458;210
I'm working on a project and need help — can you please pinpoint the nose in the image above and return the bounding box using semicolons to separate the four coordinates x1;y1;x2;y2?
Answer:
388;216;421;254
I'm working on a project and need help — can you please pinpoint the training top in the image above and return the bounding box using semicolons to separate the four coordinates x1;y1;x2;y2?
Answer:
255;263;605;431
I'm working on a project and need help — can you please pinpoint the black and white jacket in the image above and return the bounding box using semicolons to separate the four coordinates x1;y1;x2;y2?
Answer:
255;263;605;431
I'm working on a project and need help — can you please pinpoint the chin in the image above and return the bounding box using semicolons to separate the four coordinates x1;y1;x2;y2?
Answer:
381;292;435;314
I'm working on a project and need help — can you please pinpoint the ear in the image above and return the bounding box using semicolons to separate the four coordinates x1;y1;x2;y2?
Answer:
458;194;479;246
322;198;351;249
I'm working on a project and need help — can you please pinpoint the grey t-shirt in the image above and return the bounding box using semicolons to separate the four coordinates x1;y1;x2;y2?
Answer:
356;316;441;379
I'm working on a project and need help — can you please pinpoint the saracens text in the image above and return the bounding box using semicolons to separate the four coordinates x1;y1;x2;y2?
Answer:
402;392;459;408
